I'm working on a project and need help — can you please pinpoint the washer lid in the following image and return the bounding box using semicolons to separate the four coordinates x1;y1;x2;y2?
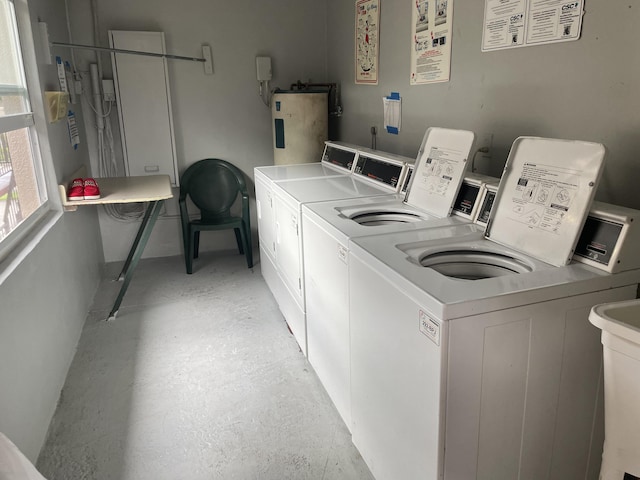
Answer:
405;127;475;217
485;136;606;266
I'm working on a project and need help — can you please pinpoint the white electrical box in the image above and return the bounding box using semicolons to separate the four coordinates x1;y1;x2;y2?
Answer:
109;30;179;186
102;79;115;102
256;56;272;81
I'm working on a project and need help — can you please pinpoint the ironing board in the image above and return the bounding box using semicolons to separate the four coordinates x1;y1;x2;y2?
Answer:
59;174;173;320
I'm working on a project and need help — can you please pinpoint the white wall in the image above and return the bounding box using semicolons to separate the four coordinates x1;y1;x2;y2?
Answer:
67;0;330;262
0;0;102;461
326;0;640;209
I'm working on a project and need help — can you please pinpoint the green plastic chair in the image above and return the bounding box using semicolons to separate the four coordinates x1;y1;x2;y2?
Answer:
179;159;253;274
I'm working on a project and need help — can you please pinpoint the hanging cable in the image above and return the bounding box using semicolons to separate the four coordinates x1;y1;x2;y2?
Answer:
259;80;272;107
85;0;144;221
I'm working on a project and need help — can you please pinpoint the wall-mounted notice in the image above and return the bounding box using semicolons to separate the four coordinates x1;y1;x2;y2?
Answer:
482;0;584;52
410;0;453;85
355;0;380;85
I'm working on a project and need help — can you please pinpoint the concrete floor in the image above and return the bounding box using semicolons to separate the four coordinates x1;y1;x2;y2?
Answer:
36;250;374;480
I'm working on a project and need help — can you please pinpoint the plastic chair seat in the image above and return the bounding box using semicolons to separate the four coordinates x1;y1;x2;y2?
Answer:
190;217;242;228
179;159;253;274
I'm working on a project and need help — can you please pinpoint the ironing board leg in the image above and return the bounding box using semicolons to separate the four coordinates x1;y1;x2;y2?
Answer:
108;200;164;320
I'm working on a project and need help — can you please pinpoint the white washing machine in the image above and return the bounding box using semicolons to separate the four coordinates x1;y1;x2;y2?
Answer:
347;137;640;480
261;149;413;355
256;141;359;262
300;127;481;428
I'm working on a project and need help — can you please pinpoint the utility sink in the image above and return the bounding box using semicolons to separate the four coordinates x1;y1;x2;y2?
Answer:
590;298;640;345
589;298;640;479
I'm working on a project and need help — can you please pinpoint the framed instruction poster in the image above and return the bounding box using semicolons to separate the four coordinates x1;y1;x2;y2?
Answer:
482;0;584;51
410;0;453;85
355;0;380;84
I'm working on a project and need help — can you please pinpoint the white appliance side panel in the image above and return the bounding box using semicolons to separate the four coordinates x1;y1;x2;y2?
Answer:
259;245;280;305
477;318;531;479
547;295;629;480
350;254;445;480
259;245;307;356
273;194;304;309
444;285;636;480
302;212;351;429
255;176;276;260
110;31;178;185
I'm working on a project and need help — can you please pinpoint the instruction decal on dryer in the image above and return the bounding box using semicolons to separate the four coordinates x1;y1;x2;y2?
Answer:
506;163;581;235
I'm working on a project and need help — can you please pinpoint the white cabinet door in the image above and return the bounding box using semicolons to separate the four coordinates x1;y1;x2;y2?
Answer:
110;31;178;186
273;194;303;309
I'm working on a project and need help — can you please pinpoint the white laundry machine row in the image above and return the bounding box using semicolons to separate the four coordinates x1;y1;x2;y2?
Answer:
346;136;640;480
300;127;481;429
256;145;414;355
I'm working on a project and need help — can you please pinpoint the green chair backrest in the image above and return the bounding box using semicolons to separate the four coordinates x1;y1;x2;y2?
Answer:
180;159;248;221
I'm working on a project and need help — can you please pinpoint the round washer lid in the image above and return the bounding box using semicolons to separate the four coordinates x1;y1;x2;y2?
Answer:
485;136;605;266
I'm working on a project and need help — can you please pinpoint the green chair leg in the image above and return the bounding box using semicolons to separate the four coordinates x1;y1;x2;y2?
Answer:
186;228;195;274
194;231;200;259
234;228;245;255
239;224;253;268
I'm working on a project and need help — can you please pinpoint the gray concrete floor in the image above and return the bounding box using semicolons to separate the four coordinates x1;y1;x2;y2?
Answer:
36;250;374;480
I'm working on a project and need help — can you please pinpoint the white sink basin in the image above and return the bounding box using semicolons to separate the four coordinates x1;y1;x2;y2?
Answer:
590;298;640;345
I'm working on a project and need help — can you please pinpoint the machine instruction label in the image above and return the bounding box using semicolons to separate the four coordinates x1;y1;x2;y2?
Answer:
415;147;465;197
419;310;440;346
337;244;348;264
505;162;580;235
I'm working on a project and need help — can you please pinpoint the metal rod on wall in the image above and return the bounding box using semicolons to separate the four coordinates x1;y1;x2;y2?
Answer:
52;41;206;63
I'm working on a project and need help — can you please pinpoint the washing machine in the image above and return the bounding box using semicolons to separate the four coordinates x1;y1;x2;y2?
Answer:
256;141;360;262
300;127;482;428
261;148;413;355
348;137;640;480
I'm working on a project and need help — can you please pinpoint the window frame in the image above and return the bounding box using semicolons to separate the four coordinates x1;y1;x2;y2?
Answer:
0;0;62;266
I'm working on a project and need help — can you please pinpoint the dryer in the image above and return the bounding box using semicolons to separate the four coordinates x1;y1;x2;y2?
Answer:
300;127;481;428
262;149;413;355
256;141;359;263
347;137;640;480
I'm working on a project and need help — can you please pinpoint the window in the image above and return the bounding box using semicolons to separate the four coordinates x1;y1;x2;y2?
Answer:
0;0;49;247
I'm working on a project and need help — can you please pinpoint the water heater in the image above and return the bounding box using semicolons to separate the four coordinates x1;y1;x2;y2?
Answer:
272;91;328;165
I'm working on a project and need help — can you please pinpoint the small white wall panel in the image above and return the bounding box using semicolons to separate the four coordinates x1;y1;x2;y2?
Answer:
109;31;179;186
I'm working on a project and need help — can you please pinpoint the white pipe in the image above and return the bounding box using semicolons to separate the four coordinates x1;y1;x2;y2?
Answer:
63;0;77;73
91;0;104;84
89;63;104;130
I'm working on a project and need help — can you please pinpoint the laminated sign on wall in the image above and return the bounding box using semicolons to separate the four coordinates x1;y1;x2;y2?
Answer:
410;0;453;85
482;0;584;51
355;0;380;85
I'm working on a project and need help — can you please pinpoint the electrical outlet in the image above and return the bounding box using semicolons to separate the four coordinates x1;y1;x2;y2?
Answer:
479;133;493;155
